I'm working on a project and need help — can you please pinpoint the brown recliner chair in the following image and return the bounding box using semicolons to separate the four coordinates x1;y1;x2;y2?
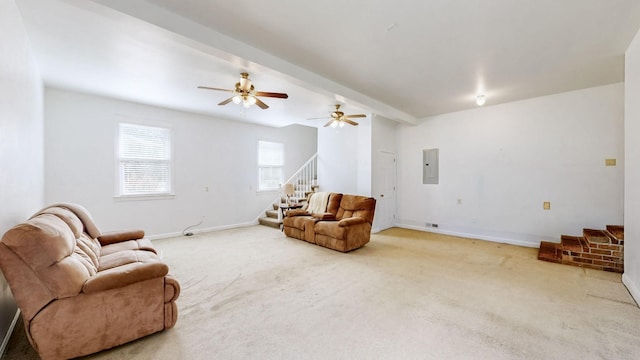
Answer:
0;203;180;360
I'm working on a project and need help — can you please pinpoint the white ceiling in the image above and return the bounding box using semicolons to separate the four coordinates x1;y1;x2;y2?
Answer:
15;0;640;127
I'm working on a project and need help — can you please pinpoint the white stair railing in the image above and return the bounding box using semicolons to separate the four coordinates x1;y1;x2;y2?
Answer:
286;153;318;202
256;153;318;223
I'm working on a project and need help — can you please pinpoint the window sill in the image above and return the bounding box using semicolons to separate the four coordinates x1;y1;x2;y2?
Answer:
114;193;175;201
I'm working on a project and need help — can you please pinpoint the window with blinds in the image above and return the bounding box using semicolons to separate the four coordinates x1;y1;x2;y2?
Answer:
258;140;284;191
118;123;172;196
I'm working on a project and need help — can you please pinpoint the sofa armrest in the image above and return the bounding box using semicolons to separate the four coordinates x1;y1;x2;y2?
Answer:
338;217;366;227
82;261;168;293
312;212;336;220
286;209;310;217
98;230;145;246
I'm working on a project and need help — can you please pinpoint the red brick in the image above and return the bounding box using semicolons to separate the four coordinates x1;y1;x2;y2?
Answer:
582;253;603;260
597;244;621;251
590;249;612;256
612;251;623;257
573;258;593;264
603;256;622;262
594;260;618;267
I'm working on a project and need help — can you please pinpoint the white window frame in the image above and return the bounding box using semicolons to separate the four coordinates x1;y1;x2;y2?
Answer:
116;123;174;199
258;140;284;192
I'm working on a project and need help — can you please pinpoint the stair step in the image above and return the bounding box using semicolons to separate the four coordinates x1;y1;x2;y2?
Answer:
560;235;583;252
538;241;562;263
583;229;609;244
266;209;279;219
537;225;624;273
606;225;624;240
258;217;281;229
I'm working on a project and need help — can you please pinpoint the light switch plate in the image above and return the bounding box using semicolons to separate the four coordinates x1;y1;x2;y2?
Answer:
543;202;551;210
605;159;616;166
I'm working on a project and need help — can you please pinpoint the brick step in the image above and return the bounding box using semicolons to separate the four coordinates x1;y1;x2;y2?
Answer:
583;229;609;244
606;225;624;241
538;241;561;263
537;225;624;273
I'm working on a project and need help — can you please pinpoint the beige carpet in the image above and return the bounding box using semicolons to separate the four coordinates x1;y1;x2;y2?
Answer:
4;226;640;359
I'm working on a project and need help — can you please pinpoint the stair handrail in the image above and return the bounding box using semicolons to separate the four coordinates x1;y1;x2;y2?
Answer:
256;153;318;223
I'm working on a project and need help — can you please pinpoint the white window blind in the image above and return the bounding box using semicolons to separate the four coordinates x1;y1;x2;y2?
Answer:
118;123;172;196
258;140;284;191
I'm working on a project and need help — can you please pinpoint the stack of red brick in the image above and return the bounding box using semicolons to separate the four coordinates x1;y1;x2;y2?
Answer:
538;225;624;273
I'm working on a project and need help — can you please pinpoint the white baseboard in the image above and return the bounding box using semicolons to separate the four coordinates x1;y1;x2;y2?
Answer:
146;220;259;240
395;223;541;248
622;274;640;307
0;309;20;358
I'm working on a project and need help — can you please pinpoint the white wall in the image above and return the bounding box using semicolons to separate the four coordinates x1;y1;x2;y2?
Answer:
396;83;624;247
44;88;316;238
316;117;374;196
623;28;640;304
0;0;44;352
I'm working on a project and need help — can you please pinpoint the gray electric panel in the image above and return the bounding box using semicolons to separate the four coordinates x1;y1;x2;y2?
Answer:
423;148;439;184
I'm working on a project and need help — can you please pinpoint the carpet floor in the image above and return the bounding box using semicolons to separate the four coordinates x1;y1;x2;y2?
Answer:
3;226;640;359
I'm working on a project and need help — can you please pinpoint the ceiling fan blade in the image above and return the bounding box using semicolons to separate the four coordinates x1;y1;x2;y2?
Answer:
198;86;234;92
218;97;234;106
344;114;366;119
255;97;269;109
343;119;359;126
254;91;289;99
323;120;334;127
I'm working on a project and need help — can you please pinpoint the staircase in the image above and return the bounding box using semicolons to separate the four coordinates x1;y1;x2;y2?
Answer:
258;154;318;229
537;225;624;273
258;203;283;229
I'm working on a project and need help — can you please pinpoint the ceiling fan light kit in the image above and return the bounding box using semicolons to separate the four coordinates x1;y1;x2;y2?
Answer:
308;104;366;128
199;72;288;110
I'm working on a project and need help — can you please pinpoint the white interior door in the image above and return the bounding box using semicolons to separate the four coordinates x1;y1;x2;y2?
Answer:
378;151;396;230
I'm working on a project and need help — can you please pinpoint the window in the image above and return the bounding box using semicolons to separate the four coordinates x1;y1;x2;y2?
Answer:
258;140;284;191
118;123;172;197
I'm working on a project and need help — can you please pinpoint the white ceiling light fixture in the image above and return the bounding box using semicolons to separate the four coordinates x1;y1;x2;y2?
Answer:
476;94;486;106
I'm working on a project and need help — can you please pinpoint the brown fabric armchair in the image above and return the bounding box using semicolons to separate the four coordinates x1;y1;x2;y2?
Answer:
0;203;180;360
283;193;376;252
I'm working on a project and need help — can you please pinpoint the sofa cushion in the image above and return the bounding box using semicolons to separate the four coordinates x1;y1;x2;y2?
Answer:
2;214;76;271
335;195;376;223
101;238;157;256
35;207;84;239
99;249;160;272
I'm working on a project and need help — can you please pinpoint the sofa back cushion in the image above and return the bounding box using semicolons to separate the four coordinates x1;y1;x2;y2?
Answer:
326;193;343;215
335;195;376;223
1;211;99;298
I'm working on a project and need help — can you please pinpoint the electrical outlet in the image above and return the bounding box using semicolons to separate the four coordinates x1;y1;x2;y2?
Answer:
457;199;462;205
205;186;209;192
543;202;551;210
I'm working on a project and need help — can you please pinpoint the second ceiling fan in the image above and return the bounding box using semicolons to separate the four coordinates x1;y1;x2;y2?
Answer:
198;72;288;109
308;104;366;127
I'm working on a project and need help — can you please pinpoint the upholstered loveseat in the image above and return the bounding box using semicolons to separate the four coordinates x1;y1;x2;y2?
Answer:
283;193;376;252
0;203;180;360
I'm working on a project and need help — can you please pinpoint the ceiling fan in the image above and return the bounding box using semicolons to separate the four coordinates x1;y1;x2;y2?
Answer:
308;104;366;127
198;72;288;109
